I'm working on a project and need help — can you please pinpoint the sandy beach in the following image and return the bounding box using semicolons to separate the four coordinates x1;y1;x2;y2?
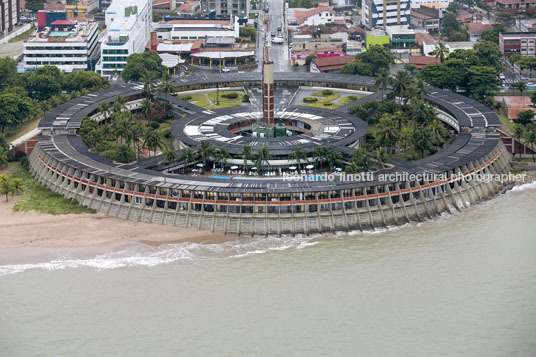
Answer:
0;197;237;264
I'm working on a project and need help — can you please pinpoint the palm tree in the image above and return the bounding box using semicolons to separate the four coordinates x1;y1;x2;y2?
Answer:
116;144;134;163
180;148;195;174
431;41;449;62
216;147;230;169
11;177;22;195
390;70;412;102
111;95;127;118
197;140;214;167
350;148;373;172
514;124;525;145
374;147;387;168
289;147;307;170
344;161;360;174
312;146;327;170
413;127;433;159
0;174;14;201
376;124;398;154
144;129;166;156
141;98;154;123
0;149;9;169
160;72;174;101
255;146;272;174
85;129;100;150
326;150;342;170
524;129;536;163
164;149;179;168
141;71;155;99
129;123;145;159
399;125;413;152
375;69;390;101
414;78;428;99
112;116;133;145
241;145;253;171
98;101;111;121
430;120;447;148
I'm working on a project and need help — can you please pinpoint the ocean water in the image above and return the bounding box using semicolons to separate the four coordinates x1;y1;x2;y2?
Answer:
1;183;536;356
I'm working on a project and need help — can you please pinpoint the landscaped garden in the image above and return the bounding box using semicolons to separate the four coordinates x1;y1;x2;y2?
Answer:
300;89;362;109
180;91;247;110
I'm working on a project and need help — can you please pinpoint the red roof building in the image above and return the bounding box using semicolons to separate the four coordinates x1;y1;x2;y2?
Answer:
310;55;353;73
409;56;441;69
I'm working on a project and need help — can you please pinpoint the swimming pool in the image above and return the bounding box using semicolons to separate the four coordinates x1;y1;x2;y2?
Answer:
209;174;231;179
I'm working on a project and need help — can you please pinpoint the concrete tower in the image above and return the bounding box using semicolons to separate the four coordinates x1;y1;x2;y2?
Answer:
262;45;275;127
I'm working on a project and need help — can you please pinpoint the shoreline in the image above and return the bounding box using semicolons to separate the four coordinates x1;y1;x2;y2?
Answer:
0;197;238;265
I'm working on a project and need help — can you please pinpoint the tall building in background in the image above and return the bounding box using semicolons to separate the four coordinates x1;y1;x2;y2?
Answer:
1;0;20;35
96;0;151;78
23;18;99;72
362;0;411;30
200;0;249;19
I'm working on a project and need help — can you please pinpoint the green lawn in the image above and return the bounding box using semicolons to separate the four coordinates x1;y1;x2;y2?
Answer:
498;112;515;136
8;26;35;43
207;101;242;110
302;102;343;109
180;93;211;108
339;95;363;104
207;91;244;103
8;163;95;215
4;116;42;142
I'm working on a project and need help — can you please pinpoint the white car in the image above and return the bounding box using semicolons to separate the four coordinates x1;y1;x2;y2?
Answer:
271;37;284;44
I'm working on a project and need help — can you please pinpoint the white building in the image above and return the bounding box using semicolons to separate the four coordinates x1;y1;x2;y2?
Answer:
96;0;152;78
200;0;249;19
289;5;339;27
154;17;239;41
423;41;475;56
23;20;99;72
361;0;411;30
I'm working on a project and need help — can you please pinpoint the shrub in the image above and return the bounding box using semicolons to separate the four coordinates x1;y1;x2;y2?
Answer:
150;122;160;129
324;102;333;106
180;95;192;101
348;95;358;101
322;89;334;96
303;97;318;103
242;94;250;103
222;92;239;99
161;127;171;138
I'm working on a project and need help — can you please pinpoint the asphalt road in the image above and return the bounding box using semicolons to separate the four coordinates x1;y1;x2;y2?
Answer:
255;0;291;72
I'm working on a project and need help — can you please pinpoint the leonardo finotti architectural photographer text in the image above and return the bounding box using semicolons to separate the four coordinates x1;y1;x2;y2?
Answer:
283;172;526;183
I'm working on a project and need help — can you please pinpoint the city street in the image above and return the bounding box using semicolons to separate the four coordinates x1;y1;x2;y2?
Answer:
255;0;291;72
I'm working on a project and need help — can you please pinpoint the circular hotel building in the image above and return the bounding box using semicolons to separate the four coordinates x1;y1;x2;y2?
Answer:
28;72;512;235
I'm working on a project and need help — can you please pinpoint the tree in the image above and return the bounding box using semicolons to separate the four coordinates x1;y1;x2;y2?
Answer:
0;149;8;169
141;98;154;122
180;148;195;174
164;149;179;166
0;174;14;202
448;30;469;42
289;147;307;170
473;41;503;72
446;1;460;13
374;147;387;168
524;129;536;162
480;23;507;44
0;93;32;133
0;57;18;91
305;54;317;70
376;114;399;153
24;66;64;101
98;101;112;121
390;70;413;102
413;127;433;159
513;124;525;146
241;145;253;171
160;72;173;101
326;150;342;170
11;177;23;195
341;61;374;76
197;140;215;167
121;51;166;82
255;146;272;174
517;110;534;126
441;12;462;39
141;71;156;98
350;148;373;172
312;146;328;169
112;114;133;145
375;69;390;100
144;129;166;156
64;71;109;92
354;45;394;75
466;66;501;101
431;42;449;63
215;147;230;169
